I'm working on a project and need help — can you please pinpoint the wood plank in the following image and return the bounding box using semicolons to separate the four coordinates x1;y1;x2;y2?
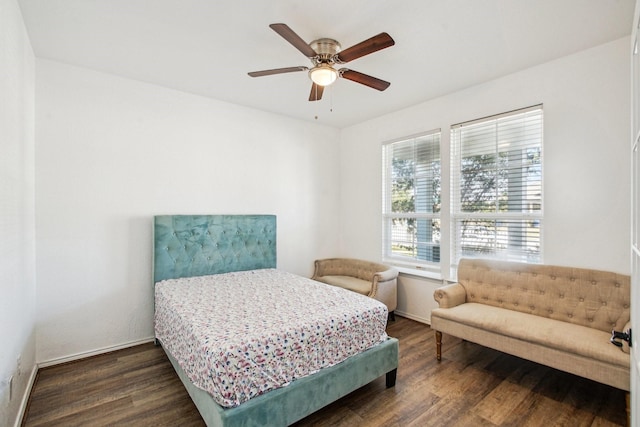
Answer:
23;317;627;426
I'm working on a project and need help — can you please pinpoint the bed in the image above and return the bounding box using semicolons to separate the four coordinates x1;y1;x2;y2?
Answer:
153;214;399;427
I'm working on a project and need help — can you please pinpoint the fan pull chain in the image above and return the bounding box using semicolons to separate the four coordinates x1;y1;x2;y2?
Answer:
314;85;334;120
316;85;320;120
330;84;333;113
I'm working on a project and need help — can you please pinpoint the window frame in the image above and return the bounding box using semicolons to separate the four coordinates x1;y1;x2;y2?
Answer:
450;105;544;271
380;105;543;280
382;130;442;272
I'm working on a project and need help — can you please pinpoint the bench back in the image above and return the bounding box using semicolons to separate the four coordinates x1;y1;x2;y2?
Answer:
457;258;630;332
313;258;392;282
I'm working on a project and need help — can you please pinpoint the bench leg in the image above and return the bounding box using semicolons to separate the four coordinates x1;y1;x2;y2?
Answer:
435;330;442;361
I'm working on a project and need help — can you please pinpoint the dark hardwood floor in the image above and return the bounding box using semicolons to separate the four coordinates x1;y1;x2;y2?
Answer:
22;317;627;426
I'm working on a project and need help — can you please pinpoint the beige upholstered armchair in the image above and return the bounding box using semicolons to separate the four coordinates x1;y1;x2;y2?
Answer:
312;258;399;320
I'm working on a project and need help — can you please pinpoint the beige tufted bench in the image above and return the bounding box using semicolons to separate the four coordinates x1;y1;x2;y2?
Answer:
431;258;631;391
312;258;398;320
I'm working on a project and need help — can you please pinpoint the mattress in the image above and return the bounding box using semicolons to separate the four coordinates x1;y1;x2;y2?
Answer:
154;268;389;408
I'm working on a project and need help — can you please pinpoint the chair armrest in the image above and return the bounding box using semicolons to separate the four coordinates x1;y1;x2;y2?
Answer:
312;259;335;279
373;267;398;284
433;283;467;308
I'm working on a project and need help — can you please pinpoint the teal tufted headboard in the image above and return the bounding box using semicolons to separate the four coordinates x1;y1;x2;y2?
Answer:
153;215;277;283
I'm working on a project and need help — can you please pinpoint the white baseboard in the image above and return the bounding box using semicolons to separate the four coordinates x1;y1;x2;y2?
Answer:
395;310;431;326
14;364;37;427
37;337;156;368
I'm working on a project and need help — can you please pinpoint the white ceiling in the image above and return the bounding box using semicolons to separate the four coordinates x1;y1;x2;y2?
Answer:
18;0;635;128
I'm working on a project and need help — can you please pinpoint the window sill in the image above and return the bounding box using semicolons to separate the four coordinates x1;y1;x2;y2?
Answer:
392;265;443;281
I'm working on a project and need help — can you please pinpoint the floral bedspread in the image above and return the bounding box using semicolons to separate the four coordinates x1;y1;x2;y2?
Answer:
154;268;388;408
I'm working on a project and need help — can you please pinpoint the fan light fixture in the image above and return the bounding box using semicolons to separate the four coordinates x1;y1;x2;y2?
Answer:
309;64;338;86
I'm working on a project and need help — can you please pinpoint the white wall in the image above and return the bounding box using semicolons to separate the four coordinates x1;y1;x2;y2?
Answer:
27;19;633;368
0;0;36;424
339;37;631;323
35;60;341;364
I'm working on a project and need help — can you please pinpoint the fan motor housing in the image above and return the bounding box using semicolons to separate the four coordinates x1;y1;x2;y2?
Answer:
310;38;341;63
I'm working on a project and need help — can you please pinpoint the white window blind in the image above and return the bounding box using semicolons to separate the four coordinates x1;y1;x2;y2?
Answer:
451;105;543;267
382;131;441;268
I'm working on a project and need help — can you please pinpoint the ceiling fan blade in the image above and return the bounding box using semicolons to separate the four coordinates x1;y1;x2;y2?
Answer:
248;66;308;77
309;83;324;101
269;23;317;58
336;32;395;63
340;69;390;91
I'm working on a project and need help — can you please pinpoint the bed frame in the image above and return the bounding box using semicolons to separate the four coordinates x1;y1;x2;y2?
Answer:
153;215;399;427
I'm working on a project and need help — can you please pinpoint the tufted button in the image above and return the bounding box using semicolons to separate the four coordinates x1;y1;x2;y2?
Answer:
588;318;593;322
601;301;607;306
498;299;503;304
579;297;584;302
548;309;553;314
624;304;630;309
615;282;621;288
529;305;535;310
568;314;573;318
540;290;545;295
507;285;512;289
559;294;565;298
550;275;556;280
591;280;597;285
570;277;576;282
514;302;519;306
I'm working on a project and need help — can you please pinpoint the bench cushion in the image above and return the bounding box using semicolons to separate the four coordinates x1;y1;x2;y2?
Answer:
317;275;371;295
432;302;628;368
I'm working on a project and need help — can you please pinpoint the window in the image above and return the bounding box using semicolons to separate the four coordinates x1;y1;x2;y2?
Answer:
382;131;441;269
451;105;543;267
381;106;543;277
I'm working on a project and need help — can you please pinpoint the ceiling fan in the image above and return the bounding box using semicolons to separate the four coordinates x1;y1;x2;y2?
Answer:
248;23;395;101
